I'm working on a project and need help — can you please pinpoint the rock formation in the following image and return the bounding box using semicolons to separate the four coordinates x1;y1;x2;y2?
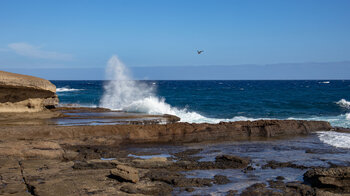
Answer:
0;120;332;147
0;71;58;112
110;165;140;183
304;167;350;193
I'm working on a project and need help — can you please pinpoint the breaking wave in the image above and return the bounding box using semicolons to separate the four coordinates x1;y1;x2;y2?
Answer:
288;113;350;128
336;99;350;109
317;131;350;149
319;81;330;84
98;55;350;127
99;55;260;123
57;87;83;92
122;96;260;123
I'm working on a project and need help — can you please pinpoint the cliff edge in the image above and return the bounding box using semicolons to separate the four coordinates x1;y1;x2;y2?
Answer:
0;71;58;112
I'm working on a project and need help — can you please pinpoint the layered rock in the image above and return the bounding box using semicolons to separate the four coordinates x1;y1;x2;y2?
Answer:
0;71;58;112
110;165;140;183
304;167;350;193
0;120;332;144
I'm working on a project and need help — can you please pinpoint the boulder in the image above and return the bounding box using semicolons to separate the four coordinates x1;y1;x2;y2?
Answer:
215;154;250;168
304;167;350;192
110;165;139;183
0;71;58;112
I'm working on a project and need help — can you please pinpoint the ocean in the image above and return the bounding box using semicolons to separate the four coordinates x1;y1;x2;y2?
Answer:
51;56;350;149
53;80;350;128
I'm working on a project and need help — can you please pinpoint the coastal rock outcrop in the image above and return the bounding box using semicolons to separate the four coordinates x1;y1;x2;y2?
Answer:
0;71;58;112
304;167;350;193
0;120;332;145
110;165;140;183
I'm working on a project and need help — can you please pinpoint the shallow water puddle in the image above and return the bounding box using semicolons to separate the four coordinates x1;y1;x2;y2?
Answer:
127;153;173;159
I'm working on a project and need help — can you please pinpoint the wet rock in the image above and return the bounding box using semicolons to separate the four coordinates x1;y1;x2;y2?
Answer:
305;149;346;154
163;114;181;123
185;187;195;192
262;160;309;169
213;175;231;185
226;190;238;196
244;180;340;196
167;153;250;171
240;183;283;196
333;127;350;134
276;176;285;180
174;148;203;156
215;154;250;169
173;148;203;161
110;165;139;183
268;180;286;189
303;167;350;192
285;182;317;196
242;165;255;173
248;183;267;189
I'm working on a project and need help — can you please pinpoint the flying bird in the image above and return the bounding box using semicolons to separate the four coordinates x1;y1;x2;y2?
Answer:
197;50;204;54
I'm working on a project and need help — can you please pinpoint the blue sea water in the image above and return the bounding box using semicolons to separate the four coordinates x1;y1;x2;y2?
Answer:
52;80;350;128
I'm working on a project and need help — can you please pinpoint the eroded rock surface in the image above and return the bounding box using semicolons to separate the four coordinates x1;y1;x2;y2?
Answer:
0;71;58;112
0;120;332;145
0;113;339;195
304;167;350;193
110;165;140;183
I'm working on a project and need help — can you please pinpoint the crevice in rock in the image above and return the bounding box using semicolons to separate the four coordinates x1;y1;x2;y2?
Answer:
18;161;37;196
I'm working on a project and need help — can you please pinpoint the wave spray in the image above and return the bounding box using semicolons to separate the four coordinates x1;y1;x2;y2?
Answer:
100;55;153;110
100;55;256;123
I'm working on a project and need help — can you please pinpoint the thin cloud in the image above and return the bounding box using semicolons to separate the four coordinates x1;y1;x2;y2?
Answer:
0;48;10;52
8;42;73;61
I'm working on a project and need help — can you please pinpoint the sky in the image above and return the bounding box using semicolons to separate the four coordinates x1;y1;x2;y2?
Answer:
0;0;350;80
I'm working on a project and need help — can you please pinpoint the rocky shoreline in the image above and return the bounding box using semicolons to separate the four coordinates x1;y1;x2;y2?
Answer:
1;114;349;195
1;133;349;195
0;71;349;195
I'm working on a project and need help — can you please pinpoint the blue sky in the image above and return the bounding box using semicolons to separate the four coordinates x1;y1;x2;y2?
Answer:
0;0;350;79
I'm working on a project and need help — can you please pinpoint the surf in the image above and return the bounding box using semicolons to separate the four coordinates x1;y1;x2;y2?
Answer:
56;87;83;92
336;99;350;109
317;131;350;149
99;55;259;123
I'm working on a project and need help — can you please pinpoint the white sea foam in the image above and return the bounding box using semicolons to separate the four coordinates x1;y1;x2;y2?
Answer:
317;131;350;148
336;99;350;109
123;96;260;123
100;55;261;123
288;113;350;128
99;55;154;110
319;81;330;84
56;87;83;92
99;55;350;127
58;103;98;108
97;56;350;148
289;115;350;147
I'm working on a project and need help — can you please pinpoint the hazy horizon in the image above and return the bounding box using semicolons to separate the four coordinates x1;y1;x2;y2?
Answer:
3;61;350;80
